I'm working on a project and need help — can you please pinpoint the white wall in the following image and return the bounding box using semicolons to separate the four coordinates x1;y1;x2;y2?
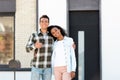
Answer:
101;0;120;80
0;71;31;80
38;0;67;31
0;72;14;80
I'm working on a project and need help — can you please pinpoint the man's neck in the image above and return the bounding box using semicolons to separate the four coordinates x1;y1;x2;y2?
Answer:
40;29;47;34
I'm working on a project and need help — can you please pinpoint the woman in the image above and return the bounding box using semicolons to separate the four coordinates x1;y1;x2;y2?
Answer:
48;25;76;80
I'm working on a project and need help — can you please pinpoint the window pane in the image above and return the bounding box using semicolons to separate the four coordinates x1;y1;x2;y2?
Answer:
0;16;14;65
78;31;84;80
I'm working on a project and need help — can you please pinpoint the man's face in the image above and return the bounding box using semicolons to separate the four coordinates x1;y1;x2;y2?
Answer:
40;18;49;30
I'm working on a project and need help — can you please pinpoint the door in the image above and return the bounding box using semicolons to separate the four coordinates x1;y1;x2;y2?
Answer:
69;11;100;80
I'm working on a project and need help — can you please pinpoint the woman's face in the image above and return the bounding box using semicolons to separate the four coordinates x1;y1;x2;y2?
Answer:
51;27;61;38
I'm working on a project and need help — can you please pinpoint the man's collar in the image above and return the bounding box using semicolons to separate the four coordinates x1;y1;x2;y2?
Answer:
38;29;49;35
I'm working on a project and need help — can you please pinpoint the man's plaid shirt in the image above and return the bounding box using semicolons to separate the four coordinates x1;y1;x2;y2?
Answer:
26;31;54;68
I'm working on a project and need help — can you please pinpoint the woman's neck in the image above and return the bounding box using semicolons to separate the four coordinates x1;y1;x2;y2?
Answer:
57;35;64;41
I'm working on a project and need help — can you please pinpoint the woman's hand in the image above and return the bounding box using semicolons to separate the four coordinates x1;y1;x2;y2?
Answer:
71;71;76;79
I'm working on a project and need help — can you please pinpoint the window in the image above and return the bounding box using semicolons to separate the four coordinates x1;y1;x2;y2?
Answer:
0;13;14;66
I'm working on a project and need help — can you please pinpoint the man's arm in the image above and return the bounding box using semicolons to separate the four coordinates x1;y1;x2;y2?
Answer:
26;33;36;52
72;42;76;49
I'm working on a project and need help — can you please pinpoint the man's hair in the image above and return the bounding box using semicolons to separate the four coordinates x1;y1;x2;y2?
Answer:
39;15;49;22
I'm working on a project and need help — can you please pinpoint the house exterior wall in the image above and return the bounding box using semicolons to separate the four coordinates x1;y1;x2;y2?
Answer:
15;0;36;67
0;0;99;68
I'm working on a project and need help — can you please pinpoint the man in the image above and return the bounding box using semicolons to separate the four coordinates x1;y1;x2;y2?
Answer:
26;15;54;80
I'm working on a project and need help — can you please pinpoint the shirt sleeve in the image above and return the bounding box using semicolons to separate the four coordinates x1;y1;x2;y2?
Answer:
70;38;76;72
26;33;37;52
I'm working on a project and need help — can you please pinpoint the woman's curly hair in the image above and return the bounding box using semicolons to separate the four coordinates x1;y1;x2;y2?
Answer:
47;25;67;41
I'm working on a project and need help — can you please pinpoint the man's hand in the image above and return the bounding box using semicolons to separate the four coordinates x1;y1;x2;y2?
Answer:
34;41;42;48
